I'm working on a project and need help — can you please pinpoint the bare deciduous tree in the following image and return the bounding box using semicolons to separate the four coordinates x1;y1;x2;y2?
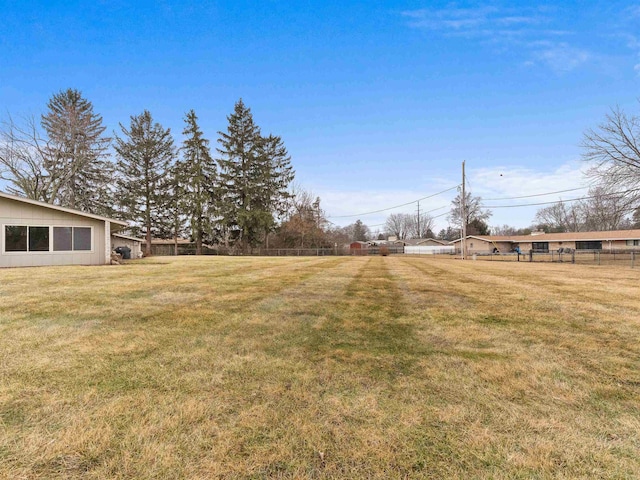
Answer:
276;185;326;248
534;200;583;232
582;105;640;205
448;190;492;230
0;89;113;215
534;186;635;233
580;185;634;231
384;213;411;239
408;212;435;238
0;115;54;202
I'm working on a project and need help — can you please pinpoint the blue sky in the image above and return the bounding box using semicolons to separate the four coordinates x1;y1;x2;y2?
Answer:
1;1;639;233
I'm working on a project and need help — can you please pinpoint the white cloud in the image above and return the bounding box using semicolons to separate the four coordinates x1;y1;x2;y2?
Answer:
468;161;592;228
623;34;640;50
470;162;589;199
400;5;595;74
317;161;595;232
401;5;538;38
529;42;590;73
321;187;456;230
626;5;640;18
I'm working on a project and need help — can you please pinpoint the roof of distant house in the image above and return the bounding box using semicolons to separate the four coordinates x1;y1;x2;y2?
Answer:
402;238;448;246
148;238;192;245
450;229;640;244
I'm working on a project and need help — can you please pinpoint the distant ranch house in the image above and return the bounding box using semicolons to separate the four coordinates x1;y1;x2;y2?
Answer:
451;229;640;255
148;238;193;256
1;191;128;268
396;238;448;247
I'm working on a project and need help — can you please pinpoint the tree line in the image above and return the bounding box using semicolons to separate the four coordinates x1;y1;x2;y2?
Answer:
0;89;381;253
2;91;639;250
0;89;300;254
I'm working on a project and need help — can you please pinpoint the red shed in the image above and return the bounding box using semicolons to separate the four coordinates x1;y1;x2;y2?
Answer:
350;241;368;255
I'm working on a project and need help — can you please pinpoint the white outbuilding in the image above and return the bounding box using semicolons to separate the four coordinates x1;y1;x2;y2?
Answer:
0;191;128;268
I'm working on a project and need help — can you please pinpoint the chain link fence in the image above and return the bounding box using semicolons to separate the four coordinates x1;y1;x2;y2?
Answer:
470;249;640;267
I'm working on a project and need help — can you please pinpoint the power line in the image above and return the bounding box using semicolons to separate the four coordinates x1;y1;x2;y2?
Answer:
431;210;451;220
328;182;619;224
482;186;589;201
327;185;459;219
484;188;640;209
424;205;448;214
363;205;449;228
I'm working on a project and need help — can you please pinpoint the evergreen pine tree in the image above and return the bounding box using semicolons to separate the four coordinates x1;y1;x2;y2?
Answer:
179;110;216;255
114;110;175;255
259;134;295;219
217;99;263;251
352;219;369;242
216;99;295;251
41;88;113;214
163;163;188;255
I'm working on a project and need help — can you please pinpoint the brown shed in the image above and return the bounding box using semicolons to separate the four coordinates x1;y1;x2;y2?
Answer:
350;241;369;255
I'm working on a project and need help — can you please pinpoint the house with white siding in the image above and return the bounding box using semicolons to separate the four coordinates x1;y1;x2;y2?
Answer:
1;191;128;268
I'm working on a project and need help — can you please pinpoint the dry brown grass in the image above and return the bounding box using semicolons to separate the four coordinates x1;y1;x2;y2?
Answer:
0;255;639;479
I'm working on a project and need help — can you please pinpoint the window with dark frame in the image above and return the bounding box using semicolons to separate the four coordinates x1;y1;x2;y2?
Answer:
53;227;73;251
73;227;92;251
4;225;91;253
28;226;49;251
5;226;27;252
575;241;602;250
532;242;549;252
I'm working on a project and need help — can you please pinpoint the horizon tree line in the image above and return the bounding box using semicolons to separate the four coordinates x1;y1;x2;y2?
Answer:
2;91;640;250
0;89;295;255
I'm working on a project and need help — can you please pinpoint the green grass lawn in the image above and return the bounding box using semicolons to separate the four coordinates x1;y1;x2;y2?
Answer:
1;256;639;479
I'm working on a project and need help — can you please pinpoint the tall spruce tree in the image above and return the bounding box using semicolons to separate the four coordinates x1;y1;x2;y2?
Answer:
114;110;175;255
40;88;113;214
178;110;216;255
260;134;294;218
163;163;188;255
217;99;294;251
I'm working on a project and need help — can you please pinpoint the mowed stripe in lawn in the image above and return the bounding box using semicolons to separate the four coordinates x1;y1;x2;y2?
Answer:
0;256;347;324
1;256;640;478
0;256;357;478
190;256;445;478
387;256;640;478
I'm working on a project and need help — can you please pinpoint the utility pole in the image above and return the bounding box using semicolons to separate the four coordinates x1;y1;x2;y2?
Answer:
461;160;466;260
416;200;420;238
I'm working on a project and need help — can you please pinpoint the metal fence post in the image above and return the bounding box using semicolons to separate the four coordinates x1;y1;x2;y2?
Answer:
572;250;575;264
632;252;635;268
597;251;600;265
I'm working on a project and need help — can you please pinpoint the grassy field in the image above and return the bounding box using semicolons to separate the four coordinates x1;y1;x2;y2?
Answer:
1;256;639;479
